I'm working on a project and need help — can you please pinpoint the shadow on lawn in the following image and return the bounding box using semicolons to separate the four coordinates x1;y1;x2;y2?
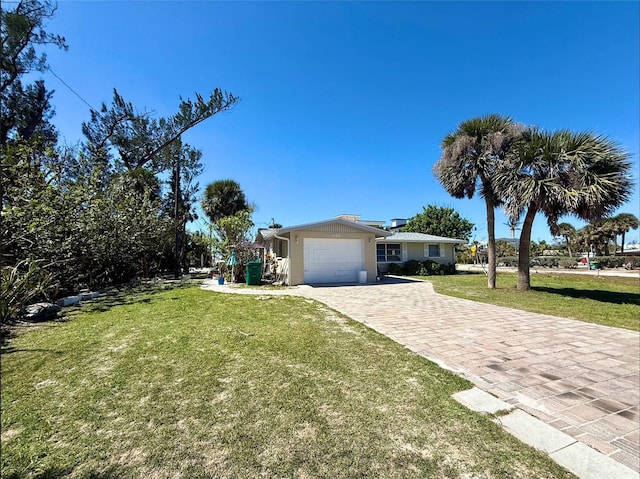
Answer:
1;280;200;355
532;286;640;306
3;464;129;479
69;280;197;316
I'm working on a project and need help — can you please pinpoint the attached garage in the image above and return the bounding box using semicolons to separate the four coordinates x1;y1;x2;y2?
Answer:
303;238;364;283
257;218;392;285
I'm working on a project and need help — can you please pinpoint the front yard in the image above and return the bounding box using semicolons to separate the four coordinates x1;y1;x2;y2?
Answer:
1;285;574;478
426;272;639;331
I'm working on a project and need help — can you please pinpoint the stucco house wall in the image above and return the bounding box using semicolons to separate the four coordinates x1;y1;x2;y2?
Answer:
377;232;465;273
257;219;391;285
287;230;377;285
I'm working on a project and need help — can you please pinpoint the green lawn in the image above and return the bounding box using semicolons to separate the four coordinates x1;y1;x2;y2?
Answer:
1;285;575;478
424;272;640;331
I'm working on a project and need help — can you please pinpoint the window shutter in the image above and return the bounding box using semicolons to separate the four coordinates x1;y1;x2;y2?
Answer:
402;243;408;261
424;244;429;258
440;243;445;258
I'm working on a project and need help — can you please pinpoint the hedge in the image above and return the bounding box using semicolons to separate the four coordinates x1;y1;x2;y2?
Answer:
496;255;640;269
386;260;456;276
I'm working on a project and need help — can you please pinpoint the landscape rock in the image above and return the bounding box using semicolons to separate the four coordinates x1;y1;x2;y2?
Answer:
22;303;62;322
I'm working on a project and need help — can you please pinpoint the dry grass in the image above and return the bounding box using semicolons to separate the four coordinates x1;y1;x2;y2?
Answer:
1;285;575;478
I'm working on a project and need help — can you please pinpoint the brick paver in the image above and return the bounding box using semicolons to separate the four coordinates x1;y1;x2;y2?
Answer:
202;278;640;472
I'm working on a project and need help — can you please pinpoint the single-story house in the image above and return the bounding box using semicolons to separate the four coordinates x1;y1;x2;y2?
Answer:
376;232;467;273
256;217;392;285
256;216;467;285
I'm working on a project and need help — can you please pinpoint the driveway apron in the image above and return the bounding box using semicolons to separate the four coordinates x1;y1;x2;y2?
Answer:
203;278;640;472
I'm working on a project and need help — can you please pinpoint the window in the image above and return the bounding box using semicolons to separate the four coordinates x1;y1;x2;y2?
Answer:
425;244;445;258
377;243;401;262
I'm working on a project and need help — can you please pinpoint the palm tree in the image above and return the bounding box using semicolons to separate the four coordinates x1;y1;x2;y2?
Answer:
434;114;521;289
555;222;577;257
504;216;521;240
495;129;632;290
610;213;639;254
576;222;610;257
201;179;249;223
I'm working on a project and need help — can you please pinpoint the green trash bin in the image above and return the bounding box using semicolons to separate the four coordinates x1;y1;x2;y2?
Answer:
245;260;262;285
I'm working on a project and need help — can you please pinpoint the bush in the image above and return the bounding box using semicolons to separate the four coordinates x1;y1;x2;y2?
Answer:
597;256;640;269
417;260;455;276
387;261;456;277
531;256;561;268
388;263;403;275
401;260;421;275
559;258;579;269
500;256;518;267
1;260;57;323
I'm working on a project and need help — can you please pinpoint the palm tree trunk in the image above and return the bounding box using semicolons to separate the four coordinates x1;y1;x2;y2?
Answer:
621;232;626;254
517;206;537;291
486;199;497;289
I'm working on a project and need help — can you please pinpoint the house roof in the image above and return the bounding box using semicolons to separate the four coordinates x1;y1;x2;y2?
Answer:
260;218;392;240
377;232;466;244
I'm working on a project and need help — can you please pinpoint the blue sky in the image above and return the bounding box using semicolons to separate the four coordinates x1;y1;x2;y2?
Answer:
42;1;639;243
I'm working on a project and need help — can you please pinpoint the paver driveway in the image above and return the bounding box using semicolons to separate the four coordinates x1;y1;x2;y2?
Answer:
202;278;640;472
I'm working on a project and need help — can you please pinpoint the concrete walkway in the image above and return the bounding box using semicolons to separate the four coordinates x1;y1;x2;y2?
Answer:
201;278;639;474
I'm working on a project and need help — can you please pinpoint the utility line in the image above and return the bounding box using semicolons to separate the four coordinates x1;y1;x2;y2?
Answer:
47;66;97;113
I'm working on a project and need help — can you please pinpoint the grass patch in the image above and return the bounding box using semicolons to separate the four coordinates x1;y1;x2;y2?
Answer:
1;286;575;478
425;272;639;331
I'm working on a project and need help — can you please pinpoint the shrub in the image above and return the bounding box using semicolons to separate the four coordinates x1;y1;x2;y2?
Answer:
597;256;640;269
1;260;57;323
417;260;455;276
531;256;561;268
559;258;579;269
500;256;518;267
388;263;403;275
402;260;421;276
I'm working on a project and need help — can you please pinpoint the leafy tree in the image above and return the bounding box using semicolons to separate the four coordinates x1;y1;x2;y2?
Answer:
433;114;521;288
82;88;238;172
1;0;65;289
495;240;517;258
1;1;241;320
0;0;67;95
186;231;212;268
212;209;256;281
403;205;474;241
162;140;203;277
496;129;632;290
202;179;249;223
201;180;255;279
529;239;549;257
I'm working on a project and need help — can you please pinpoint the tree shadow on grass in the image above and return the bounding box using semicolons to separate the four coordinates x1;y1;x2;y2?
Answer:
531;286;640;306
3;464;130;479
1;280;200;354
66;280;197;317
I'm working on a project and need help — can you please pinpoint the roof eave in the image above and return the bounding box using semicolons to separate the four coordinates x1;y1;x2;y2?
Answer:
276;218;392;237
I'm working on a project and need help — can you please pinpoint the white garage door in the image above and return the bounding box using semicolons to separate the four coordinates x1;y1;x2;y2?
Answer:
303;238;364;283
